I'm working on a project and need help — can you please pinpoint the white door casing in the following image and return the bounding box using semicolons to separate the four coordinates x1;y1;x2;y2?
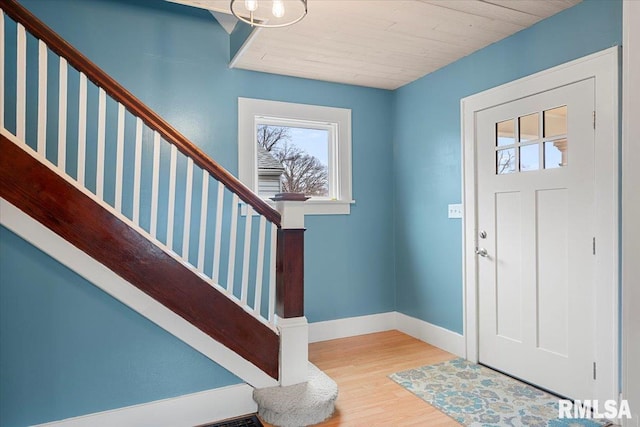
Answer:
622;1;640;424
476;79;595;399
462;47;619;403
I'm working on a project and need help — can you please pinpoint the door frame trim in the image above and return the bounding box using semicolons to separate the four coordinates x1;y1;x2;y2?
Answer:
622;1;640;423
461;46;619;402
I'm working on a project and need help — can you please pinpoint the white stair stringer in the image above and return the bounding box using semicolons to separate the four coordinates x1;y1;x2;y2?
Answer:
0;197;278;389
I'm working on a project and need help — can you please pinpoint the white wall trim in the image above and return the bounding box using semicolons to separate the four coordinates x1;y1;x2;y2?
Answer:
461;46;619;403
395;312;465;358
309;312;397;343
237;97;353;215
30;311;464;426
33;384;256;427
309;312;465;357
622;1;640;425
0;198;278;389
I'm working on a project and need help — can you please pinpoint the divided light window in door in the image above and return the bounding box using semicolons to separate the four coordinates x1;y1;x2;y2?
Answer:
496;105;568;175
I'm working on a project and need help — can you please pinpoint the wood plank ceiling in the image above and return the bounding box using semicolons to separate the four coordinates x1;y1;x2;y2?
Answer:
168;0;581;90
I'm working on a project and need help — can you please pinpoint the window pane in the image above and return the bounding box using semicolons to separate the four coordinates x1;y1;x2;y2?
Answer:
497;148;516;174
497;119;515;147
520;144;539;171
256;125;329;197
544;139;568;169
544;106;567;137
519;113;539;142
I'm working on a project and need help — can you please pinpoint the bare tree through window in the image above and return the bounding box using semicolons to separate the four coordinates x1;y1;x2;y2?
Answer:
497;149;516;174
257;125;329;196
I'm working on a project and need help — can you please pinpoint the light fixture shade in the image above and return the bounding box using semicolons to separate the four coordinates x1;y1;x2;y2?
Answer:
244;0;258;11
230;0;307;28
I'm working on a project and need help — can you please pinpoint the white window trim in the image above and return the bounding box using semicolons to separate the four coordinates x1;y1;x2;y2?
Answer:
238;97;353;215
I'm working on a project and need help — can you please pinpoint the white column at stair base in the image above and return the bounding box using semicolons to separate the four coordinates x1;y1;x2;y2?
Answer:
277;316;309;386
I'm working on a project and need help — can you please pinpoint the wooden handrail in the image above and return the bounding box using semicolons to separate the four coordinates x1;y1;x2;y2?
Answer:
0;134;280;379
0;0;281;226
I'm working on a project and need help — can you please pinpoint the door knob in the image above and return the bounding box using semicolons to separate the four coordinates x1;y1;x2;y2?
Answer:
475;247;488;257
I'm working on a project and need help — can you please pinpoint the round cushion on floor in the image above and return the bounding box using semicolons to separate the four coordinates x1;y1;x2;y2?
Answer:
253;363;338;427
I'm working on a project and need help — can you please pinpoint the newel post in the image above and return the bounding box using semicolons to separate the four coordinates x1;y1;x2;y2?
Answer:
272;193;308;386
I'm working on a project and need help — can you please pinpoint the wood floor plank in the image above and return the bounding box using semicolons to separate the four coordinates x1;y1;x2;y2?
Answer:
261;330;461;426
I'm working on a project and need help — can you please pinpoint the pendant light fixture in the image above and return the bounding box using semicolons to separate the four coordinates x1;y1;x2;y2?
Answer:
230;0;308;28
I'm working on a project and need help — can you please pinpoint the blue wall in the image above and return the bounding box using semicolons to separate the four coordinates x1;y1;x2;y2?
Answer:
393;0;622;334
0;0;623;425
14;0;396;323
0;227;240;426
1;0;395;425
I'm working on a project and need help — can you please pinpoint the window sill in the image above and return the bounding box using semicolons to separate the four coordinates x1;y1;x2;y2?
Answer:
241;199;354;216
297;199;355;215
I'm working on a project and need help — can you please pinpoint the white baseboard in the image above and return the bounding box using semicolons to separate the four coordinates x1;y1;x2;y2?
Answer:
24;310;463;426
308;311;465;358
31;311;462;426
34;384;256;427
308;312;397;343
394;312;465;357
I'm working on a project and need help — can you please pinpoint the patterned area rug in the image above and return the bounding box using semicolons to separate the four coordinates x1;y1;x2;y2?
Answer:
389;358;607;427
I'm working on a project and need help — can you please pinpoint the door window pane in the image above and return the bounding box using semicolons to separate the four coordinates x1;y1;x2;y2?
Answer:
497;119;515;147
544;106;567;137
519;113;539;142
497;148;516;174
520;144;539;171
544;139;568;169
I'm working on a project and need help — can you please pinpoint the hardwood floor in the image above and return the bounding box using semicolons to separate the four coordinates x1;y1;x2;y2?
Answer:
261;330;461;427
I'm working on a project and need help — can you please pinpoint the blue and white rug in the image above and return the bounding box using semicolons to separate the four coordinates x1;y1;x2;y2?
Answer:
389;358;608;427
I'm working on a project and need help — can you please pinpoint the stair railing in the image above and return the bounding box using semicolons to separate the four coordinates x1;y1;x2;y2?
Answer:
0;0;305;338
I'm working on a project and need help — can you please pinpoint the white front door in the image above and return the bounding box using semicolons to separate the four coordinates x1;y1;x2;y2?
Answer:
476;78;596;399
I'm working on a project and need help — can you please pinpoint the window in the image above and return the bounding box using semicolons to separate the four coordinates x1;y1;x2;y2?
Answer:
238;98;353;215
495;105;568;175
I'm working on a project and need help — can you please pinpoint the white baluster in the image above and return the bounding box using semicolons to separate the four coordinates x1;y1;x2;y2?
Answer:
0;8;293;330
96;88;106;198
114;103;125;212
268;223;277;323
254;215;267;316
212;182;224;282
16;23;25;141
240;205;253;305
132;118;143;225
0;10;4;130
197;170;209;272
77;73;87;186
167;144;178;249
57;57;67;171
182;157;194;260
150;131;161;237
226;193;239;294
37;40;47;155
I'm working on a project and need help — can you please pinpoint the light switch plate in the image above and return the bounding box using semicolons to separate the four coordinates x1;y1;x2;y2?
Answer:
448;204;463;219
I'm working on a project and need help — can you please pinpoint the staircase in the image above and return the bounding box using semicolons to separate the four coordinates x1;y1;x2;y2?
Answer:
0;0;336;424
